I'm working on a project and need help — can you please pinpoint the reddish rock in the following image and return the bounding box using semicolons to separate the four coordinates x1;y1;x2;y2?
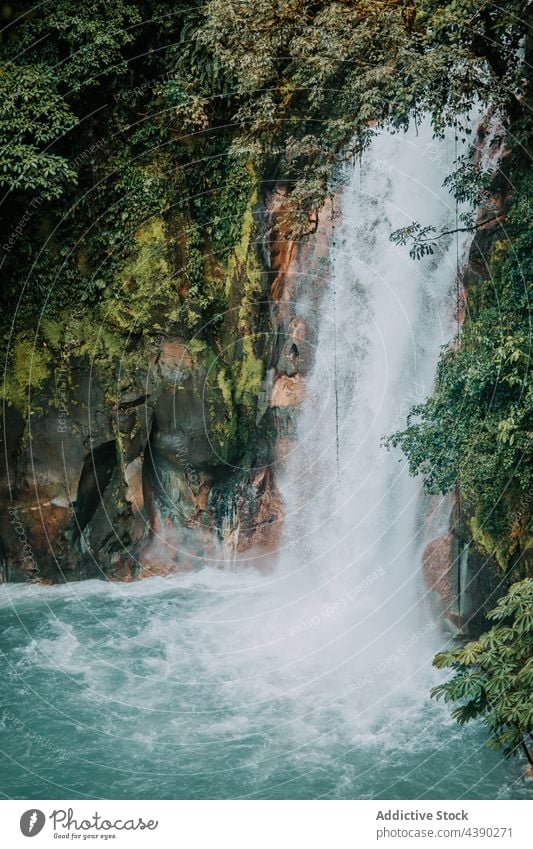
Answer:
124;457;144;513
270;374;305;408
159;341;192;369
423;532;454;606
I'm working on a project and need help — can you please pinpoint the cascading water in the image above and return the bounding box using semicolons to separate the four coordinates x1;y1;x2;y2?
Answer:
0;123;529;800
274;119;463;713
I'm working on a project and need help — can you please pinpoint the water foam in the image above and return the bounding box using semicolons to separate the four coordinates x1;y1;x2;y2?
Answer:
2;121;528;800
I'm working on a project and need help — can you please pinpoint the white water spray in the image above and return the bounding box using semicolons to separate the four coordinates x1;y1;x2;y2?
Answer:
3;121;502;801
273;120;469;704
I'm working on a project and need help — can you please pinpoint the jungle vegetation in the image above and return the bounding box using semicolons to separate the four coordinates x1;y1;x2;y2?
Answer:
1;0;531;761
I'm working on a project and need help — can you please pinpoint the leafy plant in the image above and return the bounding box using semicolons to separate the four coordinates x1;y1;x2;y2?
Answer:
0;65;77;199
432;579;533;766
387;169;533;570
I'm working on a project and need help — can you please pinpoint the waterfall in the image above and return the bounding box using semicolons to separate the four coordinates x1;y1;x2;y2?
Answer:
274;119;467;706
4;121;526;801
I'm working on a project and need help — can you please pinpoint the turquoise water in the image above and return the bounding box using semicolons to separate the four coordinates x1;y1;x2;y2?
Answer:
0;576;530;800
2;125;530;803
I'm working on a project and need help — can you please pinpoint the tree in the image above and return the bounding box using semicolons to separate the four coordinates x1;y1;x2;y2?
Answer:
198;0;531;231
432;579;533;768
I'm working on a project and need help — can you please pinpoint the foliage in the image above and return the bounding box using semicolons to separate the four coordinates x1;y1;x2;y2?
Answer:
432;579;533;763
102;218;177;335
3;1;143;92
199;0;531;230
0;65;77;199
390;148;502;257
1;335;52;410
1;0;530;326
390;222;439;260
387;169;533;570
0;0;530;770
0;0;531;519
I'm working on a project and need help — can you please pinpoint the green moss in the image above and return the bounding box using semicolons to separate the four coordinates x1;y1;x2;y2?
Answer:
234;337;264;409
102;218;176;334
188;339;208;359
220;179;266;413
64;316;127;365
225;184;259;298
1;336;52;410
40;318;63;350
470;515;510;572
212;366;237;450
217;368;233;414
212;158;256;258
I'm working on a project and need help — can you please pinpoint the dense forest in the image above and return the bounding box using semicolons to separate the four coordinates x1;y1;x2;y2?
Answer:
0;1;531;768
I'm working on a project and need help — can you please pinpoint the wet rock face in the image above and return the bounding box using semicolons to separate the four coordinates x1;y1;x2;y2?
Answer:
151;383;220;471
423;531;460;629
0;189;331;582
0;341;229;581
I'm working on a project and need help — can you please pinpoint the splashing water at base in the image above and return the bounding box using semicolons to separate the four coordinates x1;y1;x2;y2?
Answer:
0;123;530;800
